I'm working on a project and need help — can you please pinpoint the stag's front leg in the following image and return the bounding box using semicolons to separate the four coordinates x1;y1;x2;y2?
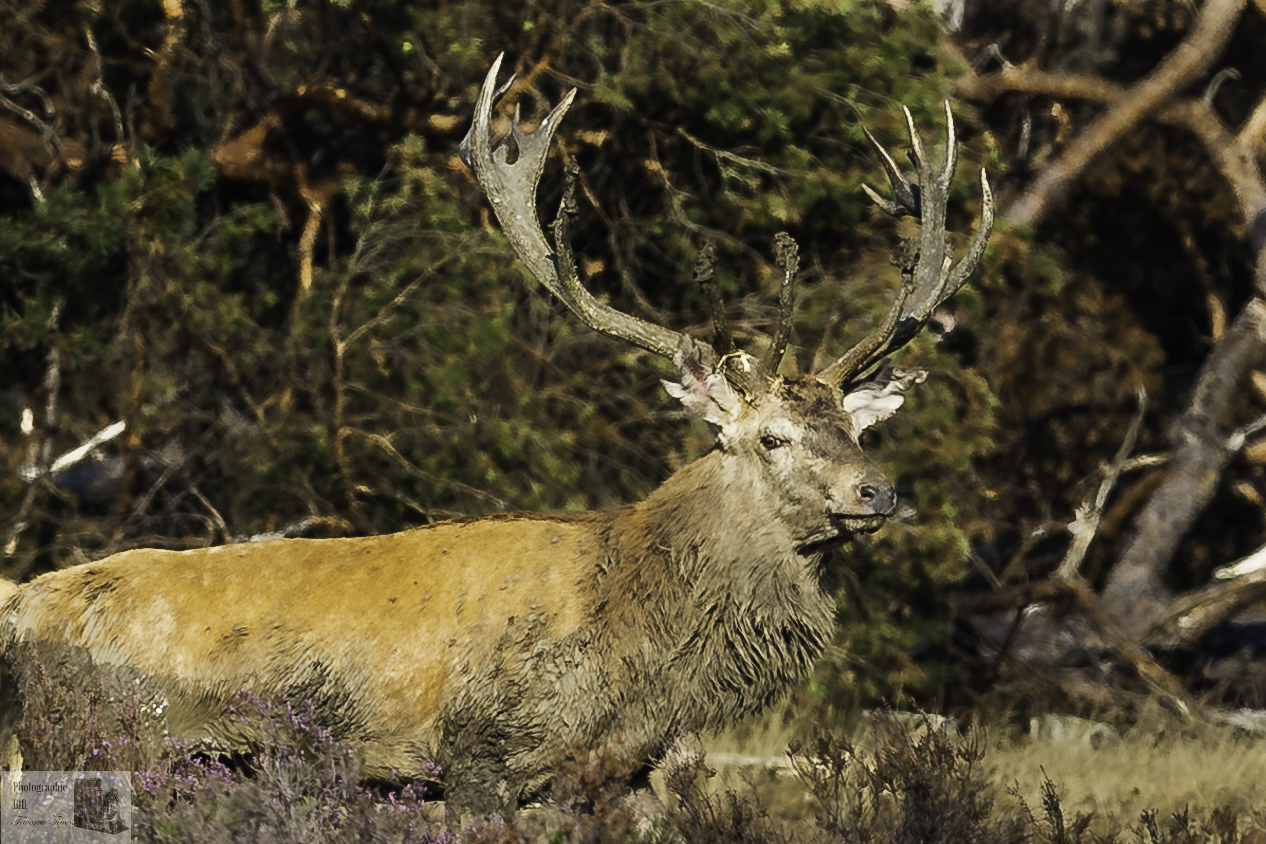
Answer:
438;731;516;816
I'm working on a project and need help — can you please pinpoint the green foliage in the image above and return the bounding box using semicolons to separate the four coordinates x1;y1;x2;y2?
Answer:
812;334;998;705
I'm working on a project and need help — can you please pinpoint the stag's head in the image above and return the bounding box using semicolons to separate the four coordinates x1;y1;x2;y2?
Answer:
464;54;993;547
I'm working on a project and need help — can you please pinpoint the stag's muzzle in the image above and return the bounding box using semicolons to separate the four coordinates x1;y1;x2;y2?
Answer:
826;483;897;535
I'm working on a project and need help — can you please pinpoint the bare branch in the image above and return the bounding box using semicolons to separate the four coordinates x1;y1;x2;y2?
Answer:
1056;390;1148;580
85;28;124;144
961;576;1192;716
206;341;273;437
189;486;230;544
1146;544;1266;648
0;73;55;140
3;299;65;561
125;463;178;536
1061;579;1191;717
956;66;1266;234
342;427;512;511
959;19;1266;646
1001;391;1192;714
1133;416;1266;646
1228;411;1266;452
1103;299;1266;635
43;422;128;479
236;516;354;543
958;47;1266;642
675;126;798;177
340;242;472;352
327;186;473;530
644;135;768;268
1001;0;1245;229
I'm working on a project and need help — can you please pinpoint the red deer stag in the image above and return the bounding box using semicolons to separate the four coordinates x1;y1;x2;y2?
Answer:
1;54;992;814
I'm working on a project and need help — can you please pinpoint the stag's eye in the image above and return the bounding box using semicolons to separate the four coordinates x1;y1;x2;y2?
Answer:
759;434;788;450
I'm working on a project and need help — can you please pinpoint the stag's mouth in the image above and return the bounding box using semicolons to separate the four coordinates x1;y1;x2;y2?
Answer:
800;514;888;554
832;514;887;536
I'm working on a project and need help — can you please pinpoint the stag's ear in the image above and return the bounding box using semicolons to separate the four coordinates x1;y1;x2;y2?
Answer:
841;366;928;434
663;340;742;429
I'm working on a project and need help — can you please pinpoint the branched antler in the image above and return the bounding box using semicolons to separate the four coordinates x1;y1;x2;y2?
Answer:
466;53;714;368
818;102;994;387
467;54;992;396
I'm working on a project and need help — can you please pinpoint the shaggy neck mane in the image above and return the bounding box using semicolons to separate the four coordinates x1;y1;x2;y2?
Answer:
598;450;836;729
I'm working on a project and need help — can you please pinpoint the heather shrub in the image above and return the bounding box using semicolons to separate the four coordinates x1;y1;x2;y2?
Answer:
663;744;783;844
9;640;165;774
131;694;437;843
10;653;1266;842
791;713;1026;844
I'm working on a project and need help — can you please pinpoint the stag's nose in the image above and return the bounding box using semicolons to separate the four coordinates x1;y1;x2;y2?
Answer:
826;484;898;519
854;483;897;516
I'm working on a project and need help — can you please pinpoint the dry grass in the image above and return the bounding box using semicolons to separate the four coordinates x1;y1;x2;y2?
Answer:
684;703;1266;839
993;716;1266;831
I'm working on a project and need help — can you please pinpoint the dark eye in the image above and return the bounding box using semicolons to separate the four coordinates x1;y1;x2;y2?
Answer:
759;434;787;450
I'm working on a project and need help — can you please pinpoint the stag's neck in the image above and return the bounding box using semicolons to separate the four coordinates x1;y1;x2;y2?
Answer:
598;450;836;727
623;450;826;602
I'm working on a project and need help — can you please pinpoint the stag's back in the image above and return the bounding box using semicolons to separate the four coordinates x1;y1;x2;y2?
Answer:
1;513;606;775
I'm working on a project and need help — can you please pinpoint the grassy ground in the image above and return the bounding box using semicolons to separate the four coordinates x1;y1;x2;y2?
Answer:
995;719;1266;827
677;704;1266;841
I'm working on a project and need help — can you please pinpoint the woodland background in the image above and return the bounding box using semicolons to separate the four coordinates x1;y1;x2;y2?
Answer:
3;0;1266;732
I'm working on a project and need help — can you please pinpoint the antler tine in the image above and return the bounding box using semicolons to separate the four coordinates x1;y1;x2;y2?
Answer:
693;240;734;355
940;100;958;193
457;70;515;169
819;101;993;388
763;233;799;373
468;54;708;365
902;106;925;178
858;121;918;218
939;169;994;309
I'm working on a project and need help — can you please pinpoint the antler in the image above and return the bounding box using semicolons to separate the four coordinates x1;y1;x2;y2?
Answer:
466;53;715;368
467;55;992;396
817;102;994;388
